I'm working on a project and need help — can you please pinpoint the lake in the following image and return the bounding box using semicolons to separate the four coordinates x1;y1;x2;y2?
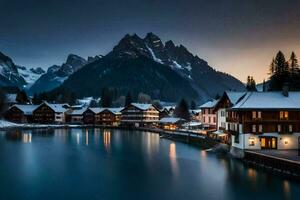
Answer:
0;128;299;200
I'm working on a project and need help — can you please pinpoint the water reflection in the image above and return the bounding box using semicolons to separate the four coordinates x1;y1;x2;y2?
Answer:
103;129;111;151
85;129;89;146
169;143;179;176
76;133;80;145
22;133;32;143
283;180;290;200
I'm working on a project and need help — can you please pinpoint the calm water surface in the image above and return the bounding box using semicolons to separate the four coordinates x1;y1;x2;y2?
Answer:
0;128;299;200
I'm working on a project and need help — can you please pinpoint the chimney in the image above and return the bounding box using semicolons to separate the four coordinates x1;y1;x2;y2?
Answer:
282;84;289;97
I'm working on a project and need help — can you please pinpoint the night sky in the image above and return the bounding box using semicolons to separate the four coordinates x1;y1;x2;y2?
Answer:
1;0;300;83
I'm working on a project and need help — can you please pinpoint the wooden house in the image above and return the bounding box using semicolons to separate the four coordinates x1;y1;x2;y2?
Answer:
4;105;38;123
228;91;300;150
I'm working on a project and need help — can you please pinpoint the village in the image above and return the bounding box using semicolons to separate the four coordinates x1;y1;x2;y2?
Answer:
3;89;300;155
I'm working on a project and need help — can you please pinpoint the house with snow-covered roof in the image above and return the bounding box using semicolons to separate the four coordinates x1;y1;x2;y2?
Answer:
199;99;219;129
33;102;70;123
121;103;159;127
227;91;300;152
4;104;38;123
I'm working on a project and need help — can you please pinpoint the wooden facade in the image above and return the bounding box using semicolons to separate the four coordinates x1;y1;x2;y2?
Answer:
33;103;55;123
95;109;121;126
83;109;95;124
4;106;28;123
227;110;300;134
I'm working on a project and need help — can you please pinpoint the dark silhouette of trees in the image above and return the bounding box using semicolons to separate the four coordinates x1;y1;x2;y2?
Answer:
125;91;132;107
174;99;190;121
268;51;300;91
101;87;112;107
0;89;6;115
190;100;197;110
16;90;29;104
246;76;257;91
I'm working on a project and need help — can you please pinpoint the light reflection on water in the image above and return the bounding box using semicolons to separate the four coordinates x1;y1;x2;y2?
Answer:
169;143;179;177
103;129;111;151
0;129;299;200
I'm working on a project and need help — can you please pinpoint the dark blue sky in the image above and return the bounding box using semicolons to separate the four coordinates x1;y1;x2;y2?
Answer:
1;0;300;82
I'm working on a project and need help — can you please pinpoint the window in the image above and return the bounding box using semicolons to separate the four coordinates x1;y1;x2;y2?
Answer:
252;111;257;119
252;125;256;132
289;125;293;132
257;111;262;119
278;124;281;132
249;137;255;146
280;111;288;120
258;125;262;133
221;111;225;117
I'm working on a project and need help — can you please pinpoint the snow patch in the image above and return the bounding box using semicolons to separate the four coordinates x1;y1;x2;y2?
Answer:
146;46;164;64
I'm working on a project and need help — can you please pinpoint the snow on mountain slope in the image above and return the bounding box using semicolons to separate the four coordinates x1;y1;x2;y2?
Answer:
17;66;45;86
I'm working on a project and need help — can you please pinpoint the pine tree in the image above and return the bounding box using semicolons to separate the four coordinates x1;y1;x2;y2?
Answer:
125;91;132;107
16;90;29;104
268;58;275;75
269;51;289;91
0;89;6;115
190;100;196;110
101;87;112;107
246;76;257;91
289;52;299;76
174;99;190;121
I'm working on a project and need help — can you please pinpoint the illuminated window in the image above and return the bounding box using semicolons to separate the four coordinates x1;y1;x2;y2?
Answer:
252;111;257;119
249;137;255;146
280;111;288;120
258;125;262;133
257;111;262;118
252;125;256;132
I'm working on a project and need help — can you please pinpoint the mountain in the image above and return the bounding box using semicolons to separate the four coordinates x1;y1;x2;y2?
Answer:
17;66;45;87
51;33;245;103
0;51;26;87
29;54;89;94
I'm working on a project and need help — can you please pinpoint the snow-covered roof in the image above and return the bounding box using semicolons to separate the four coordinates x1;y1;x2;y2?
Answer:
69;107;88;115
159;117;185;123
225;91;246;105
199;99;218;108
106;107;123;115
12;104;38;115
183;121;202;127
89;107;104;114
231;92;300;110
163;106;175;111
131;103;155;110
44;102;69;113
190;109;201;114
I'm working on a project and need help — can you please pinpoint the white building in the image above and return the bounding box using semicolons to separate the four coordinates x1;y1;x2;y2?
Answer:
228;91;300;150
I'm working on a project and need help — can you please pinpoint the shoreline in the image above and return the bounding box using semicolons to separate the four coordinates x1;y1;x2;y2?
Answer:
2;123;300;181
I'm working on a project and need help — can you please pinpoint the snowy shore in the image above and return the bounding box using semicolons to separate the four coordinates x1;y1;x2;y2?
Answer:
0;120;81;130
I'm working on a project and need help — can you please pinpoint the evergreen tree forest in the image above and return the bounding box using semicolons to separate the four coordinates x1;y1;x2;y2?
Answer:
268;51;300;91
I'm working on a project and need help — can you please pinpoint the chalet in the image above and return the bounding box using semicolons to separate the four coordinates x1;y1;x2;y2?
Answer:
199;99;218;129
94;108;122;126
67;107;88;124
33;102;69;124
4;105;38;123
228;91;300;150
83;108;96;124
214;91;246;130
159;117;185;130
121;103;159;127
